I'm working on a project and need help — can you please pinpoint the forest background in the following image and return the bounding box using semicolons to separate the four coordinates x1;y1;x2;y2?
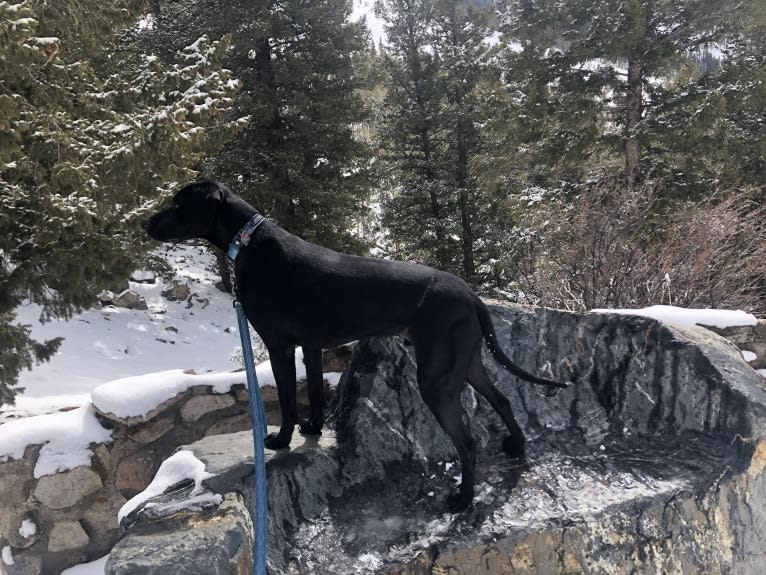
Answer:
1;0;765;403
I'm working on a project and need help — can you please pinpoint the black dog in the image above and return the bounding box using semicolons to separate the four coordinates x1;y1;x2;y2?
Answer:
143;180;568;509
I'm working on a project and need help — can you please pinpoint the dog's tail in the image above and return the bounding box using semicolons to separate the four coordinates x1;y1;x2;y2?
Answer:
474;297;569;389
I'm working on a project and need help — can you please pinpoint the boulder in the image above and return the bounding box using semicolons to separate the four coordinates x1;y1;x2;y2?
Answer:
129;271;156;284
104;303;766;575
108;430;338;575
106;493;252;575
161;284;191;302
111;290;148;311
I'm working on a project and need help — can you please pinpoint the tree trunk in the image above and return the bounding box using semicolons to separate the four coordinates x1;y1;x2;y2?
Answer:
456;117;475;280
458;187;475;280
625;58;643;189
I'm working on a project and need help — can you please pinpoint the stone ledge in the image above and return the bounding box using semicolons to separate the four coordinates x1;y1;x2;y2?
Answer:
107;428;339;575
104;305;766;574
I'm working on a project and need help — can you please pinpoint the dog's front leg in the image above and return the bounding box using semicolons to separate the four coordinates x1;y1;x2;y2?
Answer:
264;345;298;450
300;347;324;435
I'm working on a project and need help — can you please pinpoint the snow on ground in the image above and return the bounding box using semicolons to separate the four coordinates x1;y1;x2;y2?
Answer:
9;244;245;418
592;305;758;329
1;242;345;483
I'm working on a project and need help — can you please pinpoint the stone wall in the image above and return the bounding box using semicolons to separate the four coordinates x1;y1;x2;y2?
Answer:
101;304;766;575
0;370;338;575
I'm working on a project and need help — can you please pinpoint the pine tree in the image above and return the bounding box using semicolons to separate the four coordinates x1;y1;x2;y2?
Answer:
432;0;493;280
376;0;453;271
377;0;514;283
499;0;750;194
142;0;376;252
0;0;243;404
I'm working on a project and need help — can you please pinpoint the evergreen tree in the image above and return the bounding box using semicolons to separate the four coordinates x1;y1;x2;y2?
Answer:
432;0;493;280
376;0;452;270
220;0;374;252
137;0;376;253
0;0;243;404
376;0;495;281
499;0;750;194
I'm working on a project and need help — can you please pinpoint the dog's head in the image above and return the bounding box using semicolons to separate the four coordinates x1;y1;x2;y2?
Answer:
142;180;225;243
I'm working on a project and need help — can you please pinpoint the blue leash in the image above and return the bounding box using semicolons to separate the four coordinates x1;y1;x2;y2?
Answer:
234;300;268;575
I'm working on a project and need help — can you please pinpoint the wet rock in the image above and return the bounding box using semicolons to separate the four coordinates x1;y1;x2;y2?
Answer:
323;344;356;373
115;451;159;495
107;430;339;575
0;553;42;575
296;305;766;574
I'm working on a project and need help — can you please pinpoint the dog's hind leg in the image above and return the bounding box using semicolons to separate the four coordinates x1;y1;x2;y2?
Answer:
467;348;525;459
300;347;324;435
264;345;298;450
414;322;478;511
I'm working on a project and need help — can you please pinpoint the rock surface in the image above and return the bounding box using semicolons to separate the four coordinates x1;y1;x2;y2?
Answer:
105;303;766;575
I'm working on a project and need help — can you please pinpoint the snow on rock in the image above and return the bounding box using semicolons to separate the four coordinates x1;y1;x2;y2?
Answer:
60;554;109;575
118;450;218;523
255;346;305;388
742;350;758;362
2;545;13;566
0;404;112;478
592;305;757;329
91;369;247;419
18;518;37;538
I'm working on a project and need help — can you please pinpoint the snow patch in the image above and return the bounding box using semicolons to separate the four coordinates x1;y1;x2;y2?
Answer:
2;545;13;566
60;554;110;575
592;305;757;329
18;519;37;538
0;405;112;478
91;370;247;419
742;350;757;362
118;450;215;522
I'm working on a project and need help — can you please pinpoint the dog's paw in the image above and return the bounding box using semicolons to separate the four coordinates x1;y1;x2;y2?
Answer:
502;435;526;459
299;419;323;436
446;489;473;512
264;432;291;450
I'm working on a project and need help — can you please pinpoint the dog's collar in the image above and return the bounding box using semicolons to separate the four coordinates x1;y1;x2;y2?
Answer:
226;213;266;262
